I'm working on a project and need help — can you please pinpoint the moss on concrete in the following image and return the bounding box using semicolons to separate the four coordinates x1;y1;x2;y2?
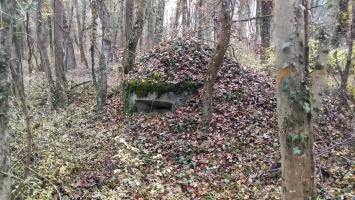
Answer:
123;78;200;113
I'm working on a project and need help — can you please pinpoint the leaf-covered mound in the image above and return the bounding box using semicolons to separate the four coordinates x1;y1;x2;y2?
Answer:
127;39;219;83
111;40;353;198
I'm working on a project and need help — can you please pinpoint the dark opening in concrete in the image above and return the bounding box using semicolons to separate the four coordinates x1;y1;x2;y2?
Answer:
135;99;173;113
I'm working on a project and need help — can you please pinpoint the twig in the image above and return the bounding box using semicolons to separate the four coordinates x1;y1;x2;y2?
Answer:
69;81;91;91
0;171;22;181
232;15;273;23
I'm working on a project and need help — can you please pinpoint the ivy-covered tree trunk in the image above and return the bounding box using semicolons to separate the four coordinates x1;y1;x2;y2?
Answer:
0;0;12;198
96;0;111;111
340;0;354;103
274;0;315;199
202;0;233;126
53;0;68;108
122;0;145;74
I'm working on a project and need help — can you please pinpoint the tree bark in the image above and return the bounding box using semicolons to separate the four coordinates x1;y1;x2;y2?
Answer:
174;0;181;29
274;0;315;199
340;0;354;103
122;0;145;74
53;0;68;108
125;0;134;45
196;0;203;40
312;0;339;111
64;4;77;70
0;0;13;198
260;0;272;61
145;0;154;49
75;0;89;69
90;1;98;86
332;0;350;47
96;0;111;111
181;0;188;34
48;16;54;59
154;0;165;44
36;0;56;106
202;0;233;126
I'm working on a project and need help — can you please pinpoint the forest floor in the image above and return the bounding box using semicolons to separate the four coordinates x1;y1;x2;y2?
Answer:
10;40;354;199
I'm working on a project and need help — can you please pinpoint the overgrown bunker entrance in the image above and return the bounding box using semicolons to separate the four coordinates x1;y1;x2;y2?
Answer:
124;79;200;113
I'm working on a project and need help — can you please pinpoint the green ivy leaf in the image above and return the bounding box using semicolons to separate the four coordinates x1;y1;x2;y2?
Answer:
293;147;302;156
303;102;311;113
291;134;299;142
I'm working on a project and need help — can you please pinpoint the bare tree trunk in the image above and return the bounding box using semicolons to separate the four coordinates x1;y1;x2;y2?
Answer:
144;0;153;49
125;0;134;45
96;0;111;111
202;0;233;126
75;0;89;69
196;0;203;40
48;16;54;59
64;4;77;70
0;0;12;197
36;0;56;108
274;0;315;199
260;0;272;61
90;1;98;86
340;0;354;103
26;13;33;74
312;0;339;111
181;0;188;35
11;21;25;99
154;0;165;44
122;0;145;74
174;0;181;29
53;0;68;108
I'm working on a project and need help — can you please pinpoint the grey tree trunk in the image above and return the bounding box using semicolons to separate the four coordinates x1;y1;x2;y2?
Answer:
90;1;98;86
96;0;111;111
145;0;155;48
311;0;339;111
202;0;233;126
53;0;68;108
174;0;181;29
260;0;272;61
181;0;188;34
122;0;145;74
75;0;89;69
64;4;77;70
274;0;315;199
196;0;203;40
48;16;54;59
36;0;55;107
0;0;13;198
125;0;134;45
154;0;165;44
